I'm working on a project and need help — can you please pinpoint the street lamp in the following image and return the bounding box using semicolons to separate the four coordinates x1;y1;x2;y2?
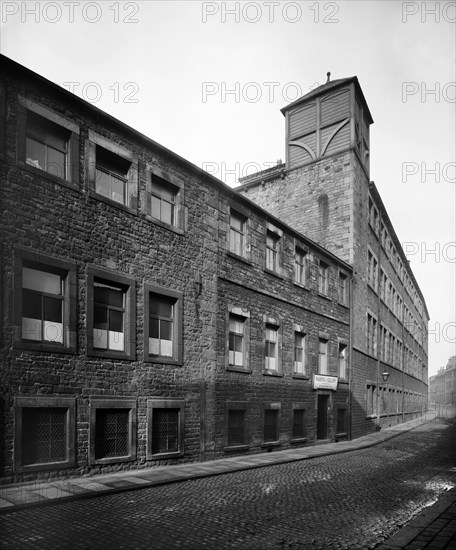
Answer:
382;371;390;382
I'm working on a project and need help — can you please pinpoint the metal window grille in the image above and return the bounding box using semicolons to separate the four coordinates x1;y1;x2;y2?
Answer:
264;409;278;442
95;409;129;459
152;408;179;454
227;409;245;445
292;409;306;439
22;407;67;465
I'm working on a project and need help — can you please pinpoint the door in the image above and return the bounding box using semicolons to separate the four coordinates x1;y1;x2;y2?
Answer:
317;395;329;439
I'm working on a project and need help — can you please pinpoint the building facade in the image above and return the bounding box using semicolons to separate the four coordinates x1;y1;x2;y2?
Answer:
238;76;429;437
1;56;353;483
429;357;456;405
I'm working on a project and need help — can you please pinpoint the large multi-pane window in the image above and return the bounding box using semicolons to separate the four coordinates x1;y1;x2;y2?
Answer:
150;176;178;226
266;230;280;272
149;294;175;358
367;313;378;356
318;261;329;295
294;332;306;375
144;285;182;364
15;397;76;473
294;248;307;285
318;338;328;374
22;266;63;344
338;272;348;305
368;250;378;291
229;210;246;257
93;280;125;352
292;408;306;440
229;314;245;367
147;400;184;458
264;324;278;372
227;409;246;446
263;408;279;443
95;145;130;205
26;110;70;180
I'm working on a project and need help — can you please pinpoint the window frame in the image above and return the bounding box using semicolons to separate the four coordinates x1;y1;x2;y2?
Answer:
146;167;185;233
89;398;137;466
294;247;308;286
338;342;348;380
318;260;329;296
228;208;248;258
14;396;76;473
293;330;307;376
318;338;329;375
265;224;282;275
338;271;348;306
87;267;136;360
263;318;281;375
226;307;250;373
147;399;185;459
14;249;77;353
144;283;183;365
291;404;307;442
225;401;249;449
262;403;281;446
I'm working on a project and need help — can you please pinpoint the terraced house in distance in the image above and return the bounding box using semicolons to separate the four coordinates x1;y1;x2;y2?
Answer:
0;56;426;485
237;73;430;437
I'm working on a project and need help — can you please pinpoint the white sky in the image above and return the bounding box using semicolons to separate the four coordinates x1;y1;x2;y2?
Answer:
1;0;455;376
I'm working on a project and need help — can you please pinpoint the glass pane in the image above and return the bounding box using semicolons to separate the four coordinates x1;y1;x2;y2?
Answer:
152;181;175;202
160;320;172;341
22;290;42;319
149;318;159;339
43;321;63;343
109;310;124;333
230;215;243;232
93;328;107;349
150;296;173;318
94;305;108;330
161;201;173;225
22;317;42;341
95;168;111;198
23;267;61;294
94;284;108;304
108;287;124;308
44;296;62;322
110;174;125;204
26;137;46;170
109;330;124;351
149;337;160;355
234;334;243;353
161;339;173;357
151;197;161;219
47;146;66;179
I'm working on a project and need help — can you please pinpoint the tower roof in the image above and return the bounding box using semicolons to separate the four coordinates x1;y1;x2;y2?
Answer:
281;75;374;124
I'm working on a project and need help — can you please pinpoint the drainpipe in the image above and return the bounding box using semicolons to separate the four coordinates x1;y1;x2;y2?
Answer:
348;272;354;440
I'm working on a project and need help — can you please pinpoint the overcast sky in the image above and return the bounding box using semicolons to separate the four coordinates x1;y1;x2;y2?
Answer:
1;0;455;376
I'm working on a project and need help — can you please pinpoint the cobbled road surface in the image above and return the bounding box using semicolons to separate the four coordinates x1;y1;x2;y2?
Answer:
1;420;455;550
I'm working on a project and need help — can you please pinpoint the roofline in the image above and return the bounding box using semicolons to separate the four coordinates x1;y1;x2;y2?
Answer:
280;76;374;125
369;181;430;320
0;54;353;272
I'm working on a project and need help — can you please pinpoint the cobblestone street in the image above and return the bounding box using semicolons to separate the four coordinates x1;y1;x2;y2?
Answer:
1;420;455;550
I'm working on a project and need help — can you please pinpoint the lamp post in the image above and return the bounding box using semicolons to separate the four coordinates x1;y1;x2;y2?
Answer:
382;371;390;419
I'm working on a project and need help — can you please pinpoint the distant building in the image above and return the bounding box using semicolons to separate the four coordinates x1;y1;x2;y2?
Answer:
429;358;456;404
237;75;429;436
0;57;428;484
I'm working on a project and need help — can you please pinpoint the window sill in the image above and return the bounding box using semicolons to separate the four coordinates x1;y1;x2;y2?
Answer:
293;281;309;291
335;433;348;441
89;190;137;215
227;365;252;374
291;437;308;444
262;370;283;377
318;293;331;301
91;454;135;466
88;349;135;361
16;459;75;474
14;341;76;355
261;441;281;448
338;379;349;385
264;268;283;280
338;302;350;309
226;251;252;265
225;444;250;452
19;162;79;192
145;215;184;235
367;282;378;295
292;374;310;380
148;451;183;460
145;356;182;366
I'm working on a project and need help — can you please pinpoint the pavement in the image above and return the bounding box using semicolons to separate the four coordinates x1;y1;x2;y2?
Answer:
1;411;455;549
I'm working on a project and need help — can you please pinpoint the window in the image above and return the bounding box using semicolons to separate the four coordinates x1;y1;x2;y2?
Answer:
368;198;379;234
229;210;246;257
87;268;135;360
15;250;76;352
366;384;376;416
263;407;280;443
95;145;131;205
380;269;387;302
147;399;184;458
144;285;182;364
292;408;306;440
266;230;280;272
294;248;307;285
14;397;76;473
25;111;70;180
293;332;306;375
367;313;378;356
338;272;348;305
318;261;329;295
89;399;136;465
367;250;378;291
227;406;247;447
229;314;245;367
338;344;347;379
150;175;179;226
264;324;279;372
318;339;328;374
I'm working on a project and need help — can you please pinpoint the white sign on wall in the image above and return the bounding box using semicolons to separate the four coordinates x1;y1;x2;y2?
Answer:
312;374;338;391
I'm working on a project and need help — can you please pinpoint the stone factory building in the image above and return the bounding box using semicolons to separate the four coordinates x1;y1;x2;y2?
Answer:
237;75;429;439
0;56;426;483
429;357;456;405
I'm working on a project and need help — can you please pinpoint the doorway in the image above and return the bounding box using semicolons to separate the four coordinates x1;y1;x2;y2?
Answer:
317;395;329;439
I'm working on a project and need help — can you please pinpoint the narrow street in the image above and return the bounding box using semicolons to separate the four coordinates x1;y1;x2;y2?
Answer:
1;420;455;550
